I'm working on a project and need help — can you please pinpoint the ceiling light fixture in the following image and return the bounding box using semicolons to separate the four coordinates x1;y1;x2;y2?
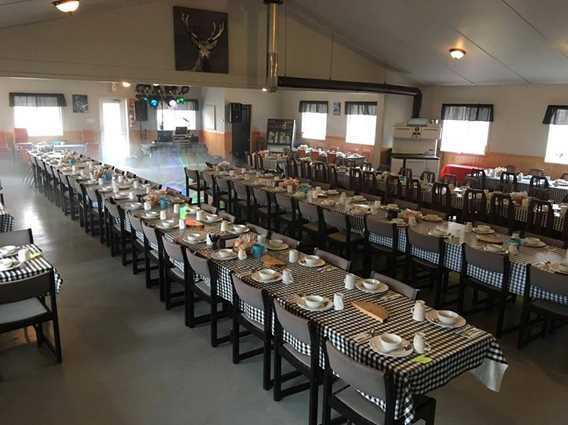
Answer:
52;0;80;13
449;48;466;60
121;81;131;88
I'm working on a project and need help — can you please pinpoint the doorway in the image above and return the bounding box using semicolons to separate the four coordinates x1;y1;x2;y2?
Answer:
100;98;129;162
231;104;251;165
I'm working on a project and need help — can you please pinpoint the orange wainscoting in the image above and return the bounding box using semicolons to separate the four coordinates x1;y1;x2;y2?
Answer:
202;130;230;159
440;151;568;179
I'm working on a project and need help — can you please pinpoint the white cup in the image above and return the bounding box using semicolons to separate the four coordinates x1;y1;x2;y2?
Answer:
257;234;267;245
238;248;247;260
159;210;167;221
173;204;180;214
179;218;186;230
411;300;426;322
288;249;299;263
287;185;294;194
196;210;204;222
413;332;430;354
282;269;293;285
133;180;139;189
333;293;344;311
143;202;151;211
17;248;31;263
98;178;104;185
344;273;356;290
220;221;229;232
128;192;136;200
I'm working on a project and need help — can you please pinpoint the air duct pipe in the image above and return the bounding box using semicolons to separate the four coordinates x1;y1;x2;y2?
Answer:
264;0;282;92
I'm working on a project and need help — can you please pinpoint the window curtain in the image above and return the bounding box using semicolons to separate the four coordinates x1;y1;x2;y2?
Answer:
441;104;494;122
542;105;568;125
9;93;67;107
345;101;377;115
299;101;328;113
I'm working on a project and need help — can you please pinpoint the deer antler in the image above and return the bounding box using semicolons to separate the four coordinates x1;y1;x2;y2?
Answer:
181;13;200;47
208;21;225;43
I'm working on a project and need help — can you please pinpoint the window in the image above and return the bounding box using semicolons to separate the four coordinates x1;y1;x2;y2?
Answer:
157;107;197;131
345;101;377;146
301;112;327;140
440;104;493;155
299;101;328;140
14;106;63;137
545;125;568;164
543;105;568;164
440;120;490;155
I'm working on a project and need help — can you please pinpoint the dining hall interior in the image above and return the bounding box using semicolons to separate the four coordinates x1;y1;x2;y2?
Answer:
1;1;568;425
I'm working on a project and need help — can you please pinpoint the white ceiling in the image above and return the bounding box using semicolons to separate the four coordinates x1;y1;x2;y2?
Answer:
288;0;568;86
4;0;568;86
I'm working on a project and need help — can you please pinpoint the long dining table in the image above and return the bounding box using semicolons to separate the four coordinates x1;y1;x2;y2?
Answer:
31;151;511;425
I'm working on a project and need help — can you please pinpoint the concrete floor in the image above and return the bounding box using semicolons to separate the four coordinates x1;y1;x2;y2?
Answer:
1;158;567;425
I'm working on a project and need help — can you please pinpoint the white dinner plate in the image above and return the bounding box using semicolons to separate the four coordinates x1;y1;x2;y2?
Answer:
123;202;143;210
369;336;413;358
211;250;238;261
229;225;249;235
522;239;547;248
184;233;206;244
267;242;289;251
142;212;159;219
472;227;495;235
251;270;282;284
422;215;442;223
425;310;466;329
298;257;326;268
296;297;333;312
0;258;23;272
0;245;18;258
355;279;389;294
156;220;178;230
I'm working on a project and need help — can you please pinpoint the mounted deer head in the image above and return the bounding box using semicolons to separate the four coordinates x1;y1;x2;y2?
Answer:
181;13;225;72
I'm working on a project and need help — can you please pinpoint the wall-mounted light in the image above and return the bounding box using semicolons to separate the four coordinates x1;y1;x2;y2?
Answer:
121;81;131;88
52;0;80;13
261;87;268;92
449;48;466;60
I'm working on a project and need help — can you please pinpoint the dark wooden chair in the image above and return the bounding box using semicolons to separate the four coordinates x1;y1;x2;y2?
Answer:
273;300;321;425
365;216;399;276
313;248;351;271
529;176;550;200
322;340;436;425
399;167;413;180
489;193;514;233
232;180;251;222
518;265;568;348
527;168;545;177
0;228;33;245
431;182;452;215
441;173;457;186
420;170;436;183
362;170;377;195
349;168;363;193
385;175;401;203
322;209;364;259
499;172;518;193
463;189;487;224
525;199;554;237
161;235;187;310
184;168;202;205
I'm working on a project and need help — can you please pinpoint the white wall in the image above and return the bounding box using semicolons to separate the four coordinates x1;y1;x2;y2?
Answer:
224;88;282;133
420;84;568;158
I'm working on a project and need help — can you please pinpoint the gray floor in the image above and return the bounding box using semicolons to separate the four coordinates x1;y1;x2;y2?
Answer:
1;158;568;425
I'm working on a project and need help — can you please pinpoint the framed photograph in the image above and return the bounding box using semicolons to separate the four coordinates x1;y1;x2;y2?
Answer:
332;102;341;116
72;95;88;113
173;7;229;73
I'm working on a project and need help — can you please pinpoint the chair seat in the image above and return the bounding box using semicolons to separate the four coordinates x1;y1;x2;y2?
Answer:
303;222;319;233
283;342;311;368
0;298;48;325
194;279;211;296
329;232;364;244
335;387;386;425
170;266;185;281
533;299;568;317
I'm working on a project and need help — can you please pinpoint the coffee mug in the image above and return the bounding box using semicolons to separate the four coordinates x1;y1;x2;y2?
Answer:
344;273;356;290
333;293;344;311
238;248;248;260
17;248;31;263
411;300;426;322
282;269;293;284
178;219;186;230
288;249;299;263
220;221;229;232
252;243;265;258
413;332;431;354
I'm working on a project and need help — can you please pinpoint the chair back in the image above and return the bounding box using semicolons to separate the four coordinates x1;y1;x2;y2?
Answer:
232;274;265;310
141;220;159;247
201;203;218;214
299;160;312;180
275;192;294;214
527;199;553;236
399;167;413;180
370;272;418;300
528;266;568;298
529;176;549;199
420;171;436;183
217;176;230;193
365;216;396;248
312;162;327;183
233;180;249;201
327;165;338;188
273;301;311;346
298;200;319;222
0;228;33;245
270;232;300;249
252;186;269;207
349;168;362;193
0;270;53;305
325;341;390;407
467;169;486;190
463;244;507;274
407;227;442;254
385;175;401;202
362;171;377;195
441;174;457;186
202;172;214;191
219;211;236;223
322;209;347;232
499;172;518;193
162;236;184;264
286;159;298;178
432;182;452;211
314;248;351;271
463;189;487;222
405;179;422;204
490;193;513;230
186;250;212;281
528;168;545;177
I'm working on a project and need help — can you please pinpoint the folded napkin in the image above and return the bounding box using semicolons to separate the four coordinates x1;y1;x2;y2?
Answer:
351;301;389;323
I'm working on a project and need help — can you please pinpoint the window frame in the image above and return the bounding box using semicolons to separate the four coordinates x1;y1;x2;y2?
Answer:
13;105;64;137
300;111;328;141
345;113;377;146
440;119;491;155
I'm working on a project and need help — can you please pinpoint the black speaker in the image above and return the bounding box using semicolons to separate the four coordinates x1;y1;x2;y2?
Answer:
134;99;148;121
228;102;242;123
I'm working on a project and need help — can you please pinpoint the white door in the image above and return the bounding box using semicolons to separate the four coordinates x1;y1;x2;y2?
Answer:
100;98;129;162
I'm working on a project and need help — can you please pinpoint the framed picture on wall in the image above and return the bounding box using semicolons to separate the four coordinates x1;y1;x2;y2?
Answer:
72;95;88;113
173;7;229;73
332;102;341;115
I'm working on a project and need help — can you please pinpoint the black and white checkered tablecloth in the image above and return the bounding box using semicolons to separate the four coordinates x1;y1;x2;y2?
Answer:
370;230;568;305
167;236;507;425
0;244;63;291
485;176;568;203
0;202;15;232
